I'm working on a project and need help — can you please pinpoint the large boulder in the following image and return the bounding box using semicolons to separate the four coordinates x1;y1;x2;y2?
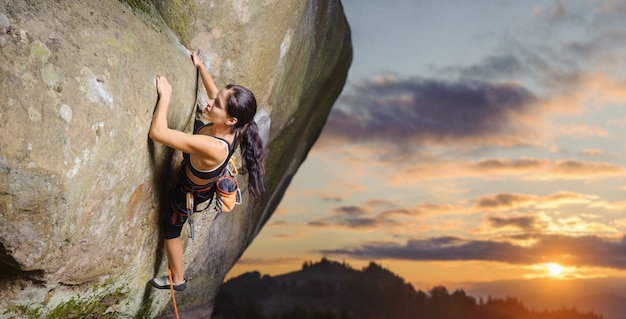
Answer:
0;0;351;317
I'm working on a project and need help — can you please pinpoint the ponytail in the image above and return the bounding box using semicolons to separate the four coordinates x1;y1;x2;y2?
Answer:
225;84;266;201
239;120;265;200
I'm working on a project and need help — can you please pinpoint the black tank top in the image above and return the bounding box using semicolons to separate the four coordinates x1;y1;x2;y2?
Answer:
183;120;237;180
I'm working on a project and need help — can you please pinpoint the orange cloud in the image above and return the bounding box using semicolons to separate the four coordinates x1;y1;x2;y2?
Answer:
557;123;610;138
475;210;621;238
473;191;599;211
318;178;369;202
319;234;626;269
589;200;626;211
387;157;625;186
306;199;466;231
579;148;607;157
234;257;303;266
537;72;626;117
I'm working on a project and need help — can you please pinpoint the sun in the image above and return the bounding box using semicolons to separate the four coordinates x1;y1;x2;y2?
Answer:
546;263;564;276
526;262;584;279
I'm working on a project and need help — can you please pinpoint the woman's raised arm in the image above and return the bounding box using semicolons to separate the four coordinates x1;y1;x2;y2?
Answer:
149;76;205;155
192;51;219;100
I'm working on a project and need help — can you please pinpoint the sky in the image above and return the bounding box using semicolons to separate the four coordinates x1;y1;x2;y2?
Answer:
228;0;626;294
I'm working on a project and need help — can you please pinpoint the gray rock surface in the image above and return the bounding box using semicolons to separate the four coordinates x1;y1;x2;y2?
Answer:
0;0;351;317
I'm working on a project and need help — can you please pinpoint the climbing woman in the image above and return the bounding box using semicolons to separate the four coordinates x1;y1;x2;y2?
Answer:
149;51;266;291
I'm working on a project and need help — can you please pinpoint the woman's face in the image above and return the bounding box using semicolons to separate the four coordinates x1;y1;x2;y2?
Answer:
203;88;233;124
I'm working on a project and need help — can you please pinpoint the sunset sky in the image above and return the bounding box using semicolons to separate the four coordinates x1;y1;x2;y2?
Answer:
229;0;626;292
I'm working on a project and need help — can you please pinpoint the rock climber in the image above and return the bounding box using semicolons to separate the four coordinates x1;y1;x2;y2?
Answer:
148;50;266;291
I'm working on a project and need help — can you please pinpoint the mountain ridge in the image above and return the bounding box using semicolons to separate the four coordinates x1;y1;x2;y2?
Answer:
214;258;608;319
462;277;626;319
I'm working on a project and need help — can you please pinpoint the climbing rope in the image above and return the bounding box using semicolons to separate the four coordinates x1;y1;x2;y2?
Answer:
168;268;180;319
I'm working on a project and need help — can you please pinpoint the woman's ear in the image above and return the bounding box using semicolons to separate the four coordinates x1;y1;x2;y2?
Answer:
226;117;238;126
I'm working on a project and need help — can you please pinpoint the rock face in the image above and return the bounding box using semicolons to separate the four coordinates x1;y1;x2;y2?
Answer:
0;0;351;318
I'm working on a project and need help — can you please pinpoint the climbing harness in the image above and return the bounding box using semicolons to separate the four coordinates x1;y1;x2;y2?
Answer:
182;156;241;240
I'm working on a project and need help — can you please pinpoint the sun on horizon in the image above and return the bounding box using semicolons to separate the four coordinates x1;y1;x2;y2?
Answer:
523;262;574;280
547;263;564;277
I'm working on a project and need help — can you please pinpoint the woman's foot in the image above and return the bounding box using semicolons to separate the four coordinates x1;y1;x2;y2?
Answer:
150;276;187;291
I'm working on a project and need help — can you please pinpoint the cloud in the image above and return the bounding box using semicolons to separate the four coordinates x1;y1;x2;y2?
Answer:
550;216;619;235
579;148;607;157
318;76;541;149
303;187;624;235
471;191;624;236
615;218;626;229
362;199;397;208
474;193;538;211
307;200;465;230
386;158;626;186
333;205;369;216
308;203;400;229
384;203;462;216
317;179;369;202
473;191;599;211
532;3;572;24
522;1;626;76
268;220;292;226
488;215;538;230
444;55;528;80
470;158;624;180
235;257;303;266
314;3;626;154
608;117;626;127
308;215;396;229
319;234;626;269
557;123;610;138
542;73;626;111
588;199;626;211
477;211;618;237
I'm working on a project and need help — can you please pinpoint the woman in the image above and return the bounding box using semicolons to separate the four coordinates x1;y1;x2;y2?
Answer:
149;51;266;291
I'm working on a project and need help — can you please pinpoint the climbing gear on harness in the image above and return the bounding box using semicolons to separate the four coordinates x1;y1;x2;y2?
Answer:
186;191;195;239
215;175;240;212
215;157;242;213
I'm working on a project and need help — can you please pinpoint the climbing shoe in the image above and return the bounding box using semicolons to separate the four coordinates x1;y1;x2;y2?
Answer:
150;276;187;291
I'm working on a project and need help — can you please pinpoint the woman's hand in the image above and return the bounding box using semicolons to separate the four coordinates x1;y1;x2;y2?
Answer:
190;50;219;99
191;50;204;69
150;75;175;142
156;75;172;98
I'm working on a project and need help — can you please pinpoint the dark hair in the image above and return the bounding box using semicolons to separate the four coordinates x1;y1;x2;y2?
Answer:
225;84;266;201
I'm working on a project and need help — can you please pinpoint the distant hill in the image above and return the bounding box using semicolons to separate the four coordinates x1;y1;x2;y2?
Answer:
520;292;626;319
213;258;605;319
464;277;626;319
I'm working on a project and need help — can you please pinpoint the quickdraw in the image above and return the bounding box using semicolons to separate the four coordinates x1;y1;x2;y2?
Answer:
186;191;195;239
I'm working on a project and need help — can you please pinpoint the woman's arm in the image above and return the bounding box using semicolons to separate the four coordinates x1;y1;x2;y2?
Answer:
192;51;219;100
149;76;227;162
149;75;174;144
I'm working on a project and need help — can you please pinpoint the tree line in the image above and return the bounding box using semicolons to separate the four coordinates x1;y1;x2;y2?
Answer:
212;258;604;319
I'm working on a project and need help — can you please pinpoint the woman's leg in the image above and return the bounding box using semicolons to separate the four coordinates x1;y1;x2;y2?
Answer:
165;237;185;283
